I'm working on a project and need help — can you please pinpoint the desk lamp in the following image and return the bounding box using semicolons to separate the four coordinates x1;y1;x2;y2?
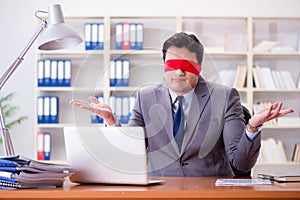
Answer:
0;4;82;156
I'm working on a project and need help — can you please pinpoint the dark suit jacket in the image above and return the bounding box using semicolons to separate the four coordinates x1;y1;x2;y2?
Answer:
129;76;261;176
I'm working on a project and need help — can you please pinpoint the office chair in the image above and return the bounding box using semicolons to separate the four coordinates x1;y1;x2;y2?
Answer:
231;105;252;177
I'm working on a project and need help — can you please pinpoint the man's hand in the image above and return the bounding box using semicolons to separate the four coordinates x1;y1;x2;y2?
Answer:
70;96;117;125
249;102;294;129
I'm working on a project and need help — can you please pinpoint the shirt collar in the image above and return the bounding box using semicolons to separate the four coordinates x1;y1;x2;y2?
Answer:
169;89;195;105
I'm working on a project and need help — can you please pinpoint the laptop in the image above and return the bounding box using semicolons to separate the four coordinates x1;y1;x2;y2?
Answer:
63;126;164;185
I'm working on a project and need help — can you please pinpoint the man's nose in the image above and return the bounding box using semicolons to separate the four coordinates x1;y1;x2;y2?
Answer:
175;69;185;75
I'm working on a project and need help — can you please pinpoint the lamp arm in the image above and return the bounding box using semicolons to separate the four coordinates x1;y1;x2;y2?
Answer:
0;20;47;90
0;19;47;156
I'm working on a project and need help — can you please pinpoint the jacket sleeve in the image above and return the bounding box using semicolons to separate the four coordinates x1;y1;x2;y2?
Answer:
223;87;261;172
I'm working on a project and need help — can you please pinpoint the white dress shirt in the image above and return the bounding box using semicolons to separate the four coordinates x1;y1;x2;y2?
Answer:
168;88;259;141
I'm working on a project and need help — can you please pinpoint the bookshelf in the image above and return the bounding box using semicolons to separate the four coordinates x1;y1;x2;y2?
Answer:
251;17;300;169
35;16;300;171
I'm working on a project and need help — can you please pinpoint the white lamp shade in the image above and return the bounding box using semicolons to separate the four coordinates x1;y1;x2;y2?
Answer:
38;4;82;50
38;23;82;50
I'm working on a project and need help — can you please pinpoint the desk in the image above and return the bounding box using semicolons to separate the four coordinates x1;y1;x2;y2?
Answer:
0;177;300;199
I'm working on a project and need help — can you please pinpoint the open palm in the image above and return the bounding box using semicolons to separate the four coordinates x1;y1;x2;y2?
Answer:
249;102;294;127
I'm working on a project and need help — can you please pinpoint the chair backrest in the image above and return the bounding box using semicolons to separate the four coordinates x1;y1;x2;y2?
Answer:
242;105;251;125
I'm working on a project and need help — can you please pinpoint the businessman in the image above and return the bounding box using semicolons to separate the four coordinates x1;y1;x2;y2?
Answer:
70;32;293;176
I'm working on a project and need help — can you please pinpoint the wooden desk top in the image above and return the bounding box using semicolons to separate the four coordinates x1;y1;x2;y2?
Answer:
0;177;300;199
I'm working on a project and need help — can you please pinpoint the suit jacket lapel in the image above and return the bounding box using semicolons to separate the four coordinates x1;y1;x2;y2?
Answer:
181;76;210;154
155;85;175;143
154;79;213;156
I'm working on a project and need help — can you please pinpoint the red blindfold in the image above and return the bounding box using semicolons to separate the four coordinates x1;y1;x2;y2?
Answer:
164;60;201;75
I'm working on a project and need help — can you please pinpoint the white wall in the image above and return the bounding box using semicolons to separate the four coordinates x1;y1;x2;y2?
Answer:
0;0;299;158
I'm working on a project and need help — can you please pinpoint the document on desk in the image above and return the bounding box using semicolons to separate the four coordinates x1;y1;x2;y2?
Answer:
215;178;272;186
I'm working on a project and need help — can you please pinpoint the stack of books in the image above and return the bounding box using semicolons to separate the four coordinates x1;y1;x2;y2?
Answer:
292;143;300;162
0;155;75;189
253;66;297;89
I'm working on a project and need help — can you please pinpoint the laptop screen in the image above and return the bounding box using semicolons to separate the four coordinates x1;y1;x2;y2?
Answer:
64;126;150;185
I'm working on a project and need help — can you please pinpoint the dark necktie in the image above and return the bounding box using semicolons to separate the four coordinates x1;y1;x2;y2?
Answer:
173;96;185;151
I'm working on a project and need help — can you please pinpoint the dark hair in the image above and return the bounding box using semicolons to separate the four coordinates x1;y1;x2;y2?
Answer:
162;32;204;64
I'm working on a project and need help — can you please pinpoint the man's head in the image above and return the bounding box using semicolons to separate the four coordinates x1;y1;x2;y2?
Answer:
162;32;204;65
162;32;204;96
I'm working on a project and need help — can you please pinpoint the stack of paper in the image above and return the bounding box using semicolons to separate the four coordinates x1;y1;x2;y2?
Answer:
215;178;272;186
0;155;76;189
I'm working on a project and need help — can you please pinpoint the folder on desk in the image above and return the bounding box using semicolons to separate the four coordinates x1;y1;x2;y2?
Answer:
215;178;272;186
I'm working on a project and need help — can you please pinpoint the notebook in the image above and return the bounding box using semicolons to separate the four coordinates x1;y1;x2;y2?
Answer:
63;126;164;185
